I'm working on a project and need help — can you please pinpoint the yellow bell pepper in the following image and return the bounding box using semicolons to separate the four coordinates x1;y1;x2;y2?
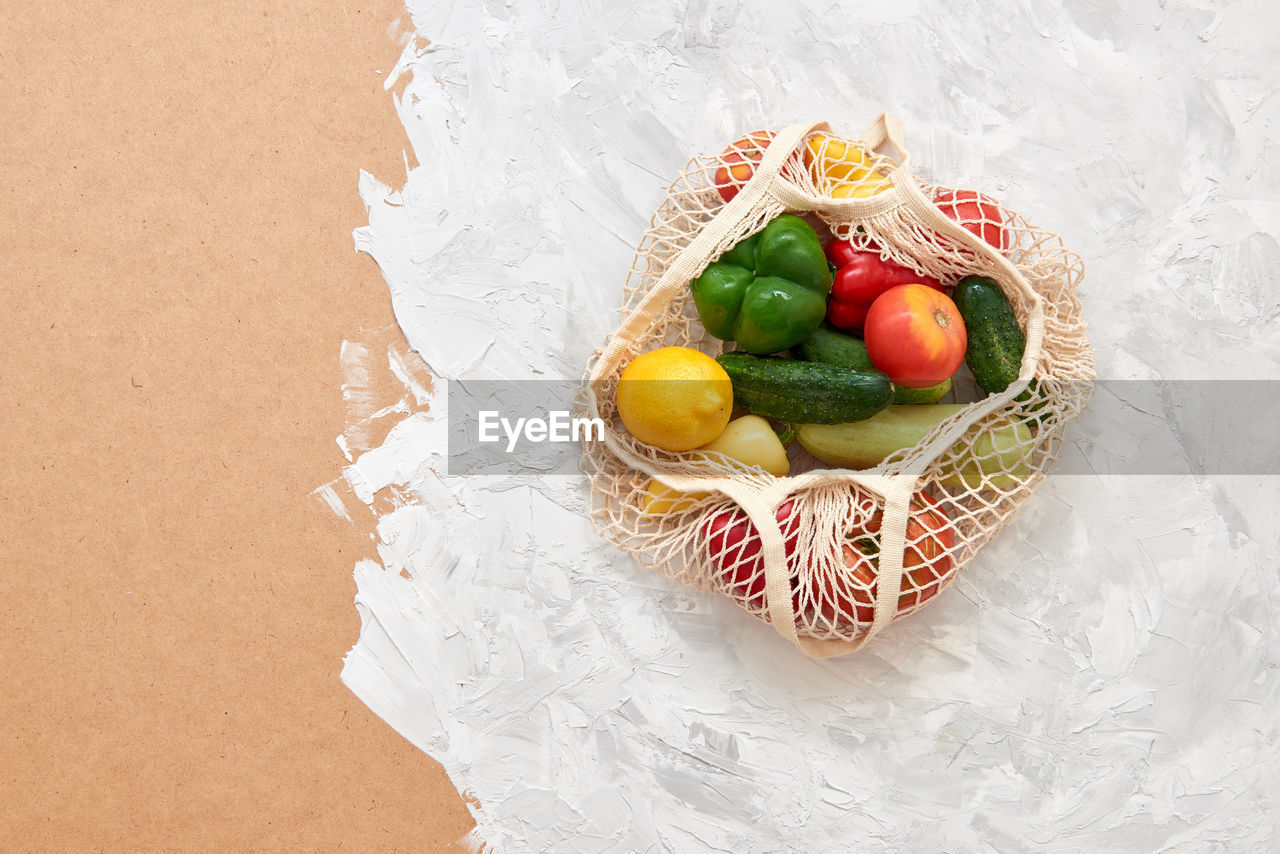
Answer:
831;181;881;199
803;134;887;198
640;415;790;515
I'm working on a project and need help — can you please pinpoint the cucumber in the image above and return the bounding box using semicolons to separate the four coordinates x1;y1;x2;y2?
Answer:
716;353;893;424
796;404;1033;489
891;378;952;405
798;404;966;468
793;325;875;372
796;326;951;405
952;275;1025;395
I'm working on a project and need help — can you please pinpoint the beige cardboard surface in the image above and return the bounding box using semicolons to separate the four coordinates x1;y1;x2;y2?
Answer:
0;2;472;849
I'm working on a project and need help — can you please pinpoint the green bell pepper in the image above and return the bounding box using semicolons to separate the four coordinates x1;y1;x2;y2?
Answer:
690;214;833;355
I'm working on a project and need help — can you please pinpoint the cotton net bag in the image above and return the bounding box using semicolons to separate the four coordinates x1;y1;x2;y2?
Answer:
579;114;1093;658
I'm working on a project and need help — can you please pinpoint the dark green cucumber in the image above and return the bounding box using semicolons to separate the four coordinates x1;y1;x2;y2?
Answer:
716;353;893;424
793;325;876;372
952;275;1025;394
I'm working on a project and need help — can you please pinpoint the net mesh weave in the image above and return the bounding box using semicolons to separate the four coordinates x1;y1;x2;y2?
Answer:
577;115;1094;658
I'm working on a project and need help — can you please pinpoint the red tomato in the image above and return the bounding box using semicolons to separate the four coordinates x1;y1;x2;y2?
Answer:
704;499;799;609
864;284;967;387
933;188;1008;251
713;131;776;203
811;492;956;625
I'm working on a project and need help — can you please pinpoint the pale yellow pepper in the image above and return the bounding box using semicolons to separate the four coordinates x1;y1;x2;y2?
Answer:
640;415;790;515
701;414;791;476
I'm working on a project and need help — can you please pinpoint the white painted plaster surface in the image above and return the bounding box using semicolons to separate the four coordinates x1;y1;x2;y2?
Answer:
340;2;1280;850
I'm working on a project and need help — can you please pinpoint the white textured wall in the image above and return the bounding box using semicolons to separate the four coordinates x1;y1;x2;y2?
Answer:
340;1;1280;850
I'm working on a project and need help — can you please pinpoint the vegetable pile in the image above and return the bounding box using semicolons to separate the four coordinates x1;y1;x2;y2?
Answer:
609;128;1043;631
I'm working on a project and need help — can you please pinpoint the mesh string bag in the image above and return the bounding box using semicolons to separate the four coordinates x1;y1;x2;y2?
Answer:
578;115;1094;658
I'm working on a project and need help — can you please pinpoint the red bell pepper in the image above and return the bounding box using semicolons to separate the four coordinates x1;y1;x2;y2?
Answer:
824;240;945;334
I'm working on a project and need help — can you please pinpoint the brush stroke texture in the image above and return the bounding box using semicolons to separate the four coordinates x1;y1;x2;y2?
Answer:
341;1;1280;850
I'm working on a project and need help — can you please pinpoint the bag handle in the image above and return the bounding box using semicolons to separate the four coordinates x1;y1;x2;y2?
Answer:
715;473;919;659
767;112;914;215
860;112;911;167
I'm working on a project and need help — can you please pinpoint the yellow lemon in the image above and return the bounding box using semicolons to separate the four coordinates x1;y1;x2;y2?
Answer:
616;347;733;451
